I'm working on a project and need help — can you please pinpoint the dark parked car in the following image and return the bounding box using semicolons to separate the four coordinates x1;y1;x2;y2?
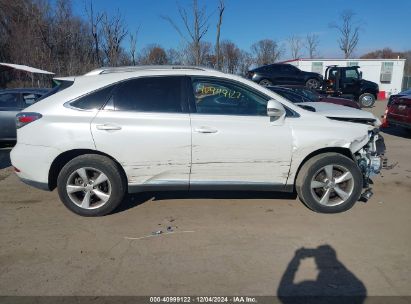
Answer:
247;64;323;89
386;95;411;131
279;85;361;109
0;88;49;141
269;86;361;109
387;88;411;106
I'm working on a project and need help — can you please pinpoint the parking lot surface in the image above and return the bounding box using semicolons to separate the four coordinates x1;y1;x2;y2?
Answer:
0;101;410;297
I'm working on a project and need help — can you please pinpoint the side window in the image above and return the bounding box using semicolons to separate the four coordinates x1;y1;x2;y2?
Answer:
22;93;41;106
111;77;184;113
70;85;115;110
344;69;359;81
192;79;268;116
283;65;298;74
0;93;19;109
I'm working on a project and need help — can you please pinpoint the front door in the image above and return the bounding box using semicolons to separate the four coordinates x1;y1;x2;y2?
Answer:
188;77;293;189
91;76;192;189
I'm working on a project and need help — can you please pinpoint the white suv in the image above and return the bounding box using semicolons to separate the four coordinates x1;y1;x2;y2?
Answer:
11;66;386;216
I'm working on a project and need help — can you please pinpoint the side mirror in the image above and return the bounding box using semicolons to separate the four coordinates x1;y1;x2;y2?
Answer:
267;99;286;118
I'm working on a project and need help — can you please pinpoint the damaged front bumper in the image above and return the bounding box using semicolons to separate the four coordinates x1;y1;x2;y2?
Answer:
354;128;387;201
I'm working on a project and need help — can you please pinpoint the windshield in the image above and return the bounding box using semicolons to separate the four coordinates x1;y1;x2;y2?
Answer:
289;87;319;102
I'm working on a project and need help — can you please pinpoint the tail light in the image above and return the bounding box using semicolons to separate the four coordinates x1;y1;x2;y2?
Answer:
16;112;42;129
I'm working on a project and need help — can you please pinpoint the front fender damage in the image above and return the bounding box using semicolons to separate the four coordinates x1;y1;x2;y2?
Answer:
353;128;387;202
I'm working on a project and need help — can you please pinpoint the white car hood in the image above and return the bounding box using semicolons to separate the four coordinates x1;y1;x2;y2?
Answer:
297;102;381;126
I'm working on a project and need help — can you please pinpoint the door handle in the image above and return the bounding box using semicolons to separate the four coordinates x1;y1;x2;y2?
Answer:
96;124;122;131
194;126;218;134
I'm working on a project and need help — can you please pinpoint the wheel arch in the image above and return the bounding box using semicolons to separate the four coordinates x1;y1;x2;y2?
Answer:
292;147;355;188
48;149;127;191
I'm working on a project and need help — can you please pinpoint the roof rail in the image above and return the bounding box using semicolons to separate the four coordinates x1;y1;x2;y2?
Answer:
84;65;217;76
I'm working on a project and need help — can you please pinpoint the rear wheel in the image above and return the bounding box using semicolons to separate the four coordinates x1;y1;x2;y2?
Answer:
57;154;126;216
296;153;363;213
359;93;375;108
259;79;272;86
305;78;321;89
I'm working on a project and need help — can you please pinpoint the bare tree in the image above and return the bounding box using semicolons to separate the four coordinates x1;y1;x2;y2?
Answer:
129;26;140;65
166;48;183;65
215;0;225;70
101;11;128;66
288;35;303;59
305;33;320;58
330;10;361;58
220;40;240;74
238;50;254;76
251;39;283;66
162;0;210;65
139;44;168;65
85;0;103;65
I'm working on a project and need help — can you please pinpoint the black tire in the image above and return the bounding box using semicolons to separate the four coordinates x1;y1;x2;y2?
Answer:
57;154;126;216
305;78;321;89
359;93;375;108
259;79;273;86
296;153;363;213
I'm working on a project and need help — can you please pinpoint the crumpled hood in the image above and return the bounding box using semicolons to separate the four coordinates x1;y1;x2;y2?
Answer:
297;102;381;126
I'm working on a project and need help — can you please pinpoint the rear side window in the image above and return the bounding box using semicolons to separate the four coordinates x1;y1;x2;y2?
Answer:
0;93;19;109
109;76;184;113
71;85;115;110
22;93;42;106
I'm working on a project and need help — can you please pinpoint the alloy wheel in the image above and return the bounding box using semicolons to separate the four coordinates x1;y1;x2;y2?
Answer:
361;95;374;107
66;167;112;209
306;79;319;89
310;164;354;206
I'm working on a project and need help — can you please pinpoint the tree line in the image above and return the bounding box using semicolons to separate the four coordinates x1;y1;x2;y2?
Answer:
0;0;409;87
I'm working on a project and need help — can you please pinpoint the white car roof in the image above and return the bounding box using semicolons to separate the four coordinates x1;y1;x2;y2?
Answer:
34;66;305;114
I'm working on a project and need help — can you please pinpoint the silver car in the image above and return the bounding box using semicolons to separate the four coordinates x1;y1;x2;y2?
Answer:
0;88;48;142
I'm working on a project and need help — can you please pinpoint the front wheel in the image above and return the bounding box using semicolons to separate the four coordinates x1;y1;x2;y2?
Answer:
296;153;363;213
57;154;126;216
305;78;321;89
359;93;375;108
259;79;273;86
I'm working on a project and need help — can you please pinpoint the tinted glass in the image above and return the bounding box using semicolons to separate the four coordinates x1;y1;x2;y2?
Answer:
344;69;359;80
71;85;115;110
112;77;183;113
22;93;42;106
0;93;19;109
37;80;73;102
275;90;305;103
192;79;268;116
282;65;298;73
289;88;318;102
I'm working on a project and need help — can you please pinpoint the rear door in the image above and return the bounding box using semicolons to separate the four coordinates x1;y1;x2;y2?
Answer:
91;76;192;189
0;92;20;140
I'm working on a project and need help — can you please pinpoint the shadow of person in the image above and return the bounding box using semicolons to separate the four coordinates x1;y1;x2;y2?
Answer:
277;245;367;304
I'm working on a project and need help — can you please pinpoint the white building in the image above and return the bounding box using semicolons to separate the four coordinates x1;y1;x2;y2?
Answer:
285;58;406;98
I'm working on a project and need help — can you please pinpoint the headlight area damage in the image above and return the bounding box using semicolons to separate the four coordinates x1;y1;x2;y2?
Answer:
354;128;387;202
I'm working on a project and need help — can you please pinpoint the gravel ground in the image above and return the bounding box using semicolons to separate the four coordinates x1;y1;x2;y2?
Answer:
0;100;410;297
